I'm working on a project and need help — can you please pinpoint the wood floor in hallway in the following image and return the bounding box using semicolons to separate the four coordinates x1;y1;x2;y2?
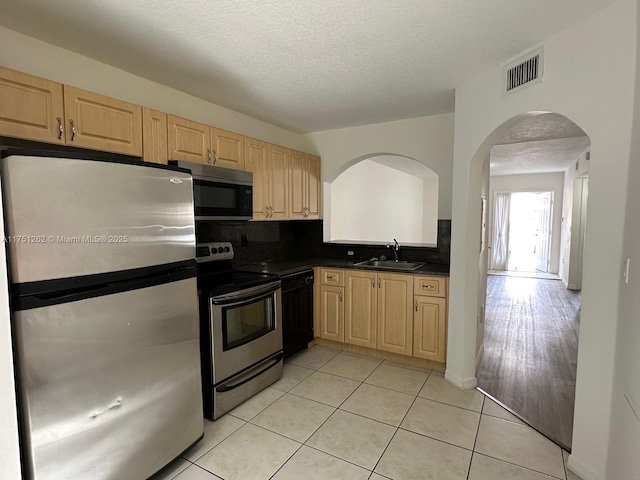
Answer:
476;275;581;451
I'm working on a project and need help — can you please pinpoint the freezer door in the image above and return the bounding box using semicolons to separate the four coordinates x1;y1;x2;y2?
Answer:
1;154;195;283
14;277;203;480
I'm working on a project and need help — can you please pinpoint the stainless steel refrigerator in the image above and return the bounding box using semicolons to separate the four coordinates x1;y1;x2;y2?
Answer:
1;150;204;479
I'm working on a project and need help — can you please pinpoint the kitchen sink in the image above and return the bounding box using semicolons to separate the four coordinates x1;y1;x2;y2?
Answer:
354;260;425;271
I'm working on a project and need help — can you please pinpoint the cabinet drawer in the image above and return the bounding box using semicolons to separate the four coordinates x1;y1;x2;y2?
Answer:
319;268;344;286
413;276;447;297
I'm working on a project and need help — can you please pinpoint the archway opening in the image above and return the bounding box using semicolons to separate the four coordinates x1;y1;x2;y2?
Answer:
325;154;439;246
469;111;590;451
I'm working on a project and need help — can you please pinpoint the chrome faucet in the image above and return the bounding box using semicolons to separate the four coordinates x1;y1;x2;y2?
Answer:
386;239;400;262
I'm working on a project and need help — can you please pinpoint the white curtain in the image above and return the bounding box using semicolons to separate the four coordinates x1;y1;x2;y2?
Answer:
491;193;511;270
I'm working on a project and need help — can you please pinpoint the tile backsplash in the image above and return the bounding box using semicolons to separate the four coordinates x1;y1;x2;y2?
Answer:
196;219;451;267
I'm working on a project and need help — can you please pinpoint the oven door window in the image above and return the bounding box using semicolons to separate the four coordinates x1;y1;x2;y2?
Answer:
221;294;275;351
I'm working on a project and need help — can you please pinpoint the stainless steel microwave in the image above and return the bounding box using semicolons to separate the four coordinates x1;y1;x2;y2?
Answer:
169;161;253;220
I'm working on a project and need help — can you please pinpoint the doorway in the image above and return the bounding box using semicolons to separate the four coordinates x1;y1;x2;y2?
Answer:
506;191;554;273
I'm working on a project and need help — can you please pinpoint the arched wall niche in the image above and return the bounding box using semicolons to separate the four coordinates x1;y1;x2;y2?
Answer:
324;153;439;246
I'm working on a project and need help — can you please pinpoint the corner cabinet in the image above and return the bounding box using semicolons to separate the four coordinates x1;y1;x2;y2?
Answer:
316;268;449;367
289;150;321;220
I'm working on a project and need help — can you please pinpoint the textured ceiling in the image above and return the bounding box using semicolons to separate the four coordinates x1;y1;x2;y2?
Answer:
0;0;617;132
490;137;590;176
491;113;590;176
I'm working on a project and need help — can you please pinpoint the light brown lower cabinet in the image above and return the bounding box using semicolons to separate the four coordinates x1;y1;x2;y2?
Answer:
319;285;344;342
413;295;447;362
317;268;448;365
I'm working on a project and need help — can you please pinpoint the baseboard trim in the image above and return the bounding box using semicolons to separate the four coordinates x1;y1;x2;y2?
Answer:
475;343;484;370
567;454;605;480
444;370;478;390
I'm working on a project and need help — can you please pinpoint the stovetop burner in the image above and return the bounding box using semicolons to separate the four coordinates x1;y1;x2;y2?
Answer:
196;241;280;296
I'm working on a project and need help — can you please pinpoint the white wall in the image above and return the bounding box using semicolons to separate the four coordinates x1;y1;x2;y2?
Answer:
330;159;425;244
0;27;313;153
448;2;637;479
422;178;439;242
559;151;590;283
305;113;455;220
489;172;565;274
606;2;640;477
477;155;490;363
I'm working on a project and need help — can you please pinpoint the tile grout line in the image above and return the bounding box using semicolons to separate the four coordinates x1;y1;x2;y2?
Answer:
368;371;430;476
465;394;485;480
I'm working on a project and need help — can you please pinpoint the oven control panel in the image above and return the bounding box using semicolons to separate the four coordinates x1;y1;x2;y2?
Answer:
196;242;234;262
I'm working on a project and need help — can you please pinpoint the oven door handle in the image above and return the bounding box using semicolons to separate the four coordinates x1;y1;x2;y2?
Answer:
215;352;284;393
211;281;281;305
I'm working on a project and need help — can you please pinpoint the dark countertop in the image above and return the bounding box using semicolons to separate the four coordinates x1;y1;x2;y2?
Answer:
236;257;450;278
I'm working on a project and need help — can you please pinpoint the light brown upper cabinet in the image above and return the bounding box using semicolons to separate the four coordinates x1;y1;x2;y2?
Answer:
245;137;270;220
211;127;244;170
167;116;245;170
142;108;168;164
167;115;211;164
63;86;142;156
268;144;289;220
289;151;321;220
247;138;289;221
0;66;65;144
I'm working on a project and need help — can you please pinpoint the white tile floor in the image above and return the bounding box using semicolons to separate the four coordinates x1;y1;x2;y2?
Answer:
154;346;581;480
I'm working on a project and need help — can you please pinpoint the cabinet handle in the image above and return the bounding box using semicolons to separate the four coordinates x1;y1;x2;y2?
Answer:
415;299;418;312
269;206;273;218
422;283;436;290
207;148;212;164
327;275;337;280
339;290;343;302
56;117;64;140
372;276;375;288
212;149;218;164
69;119;76;141
378;277;381;288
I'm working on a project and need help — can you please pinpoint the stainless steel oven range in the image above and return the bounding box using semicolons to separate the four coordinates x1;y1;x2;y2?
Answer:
197;242;283;420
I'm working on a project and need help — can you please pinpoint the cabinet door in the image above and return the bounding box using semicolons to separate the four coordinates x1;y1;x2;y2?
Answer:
245;137;270;220
167;115;211;164
211;127;244;170
142;108;168;164
319;285;344;343
0;66;65;144
289;149;306;220
377;273;414;356
413;296;447;362
345;271;377;348
268;144;289;220
306;154;321;219
63;86;142;156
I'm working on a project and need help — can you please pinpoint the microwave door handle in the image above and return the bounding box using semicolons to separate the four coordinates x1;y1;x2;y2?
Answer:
211;281;281;305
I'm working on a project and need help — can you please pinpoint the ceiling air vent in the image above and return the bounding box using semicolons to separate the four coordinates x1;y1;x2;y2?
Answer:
503;47;544;95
